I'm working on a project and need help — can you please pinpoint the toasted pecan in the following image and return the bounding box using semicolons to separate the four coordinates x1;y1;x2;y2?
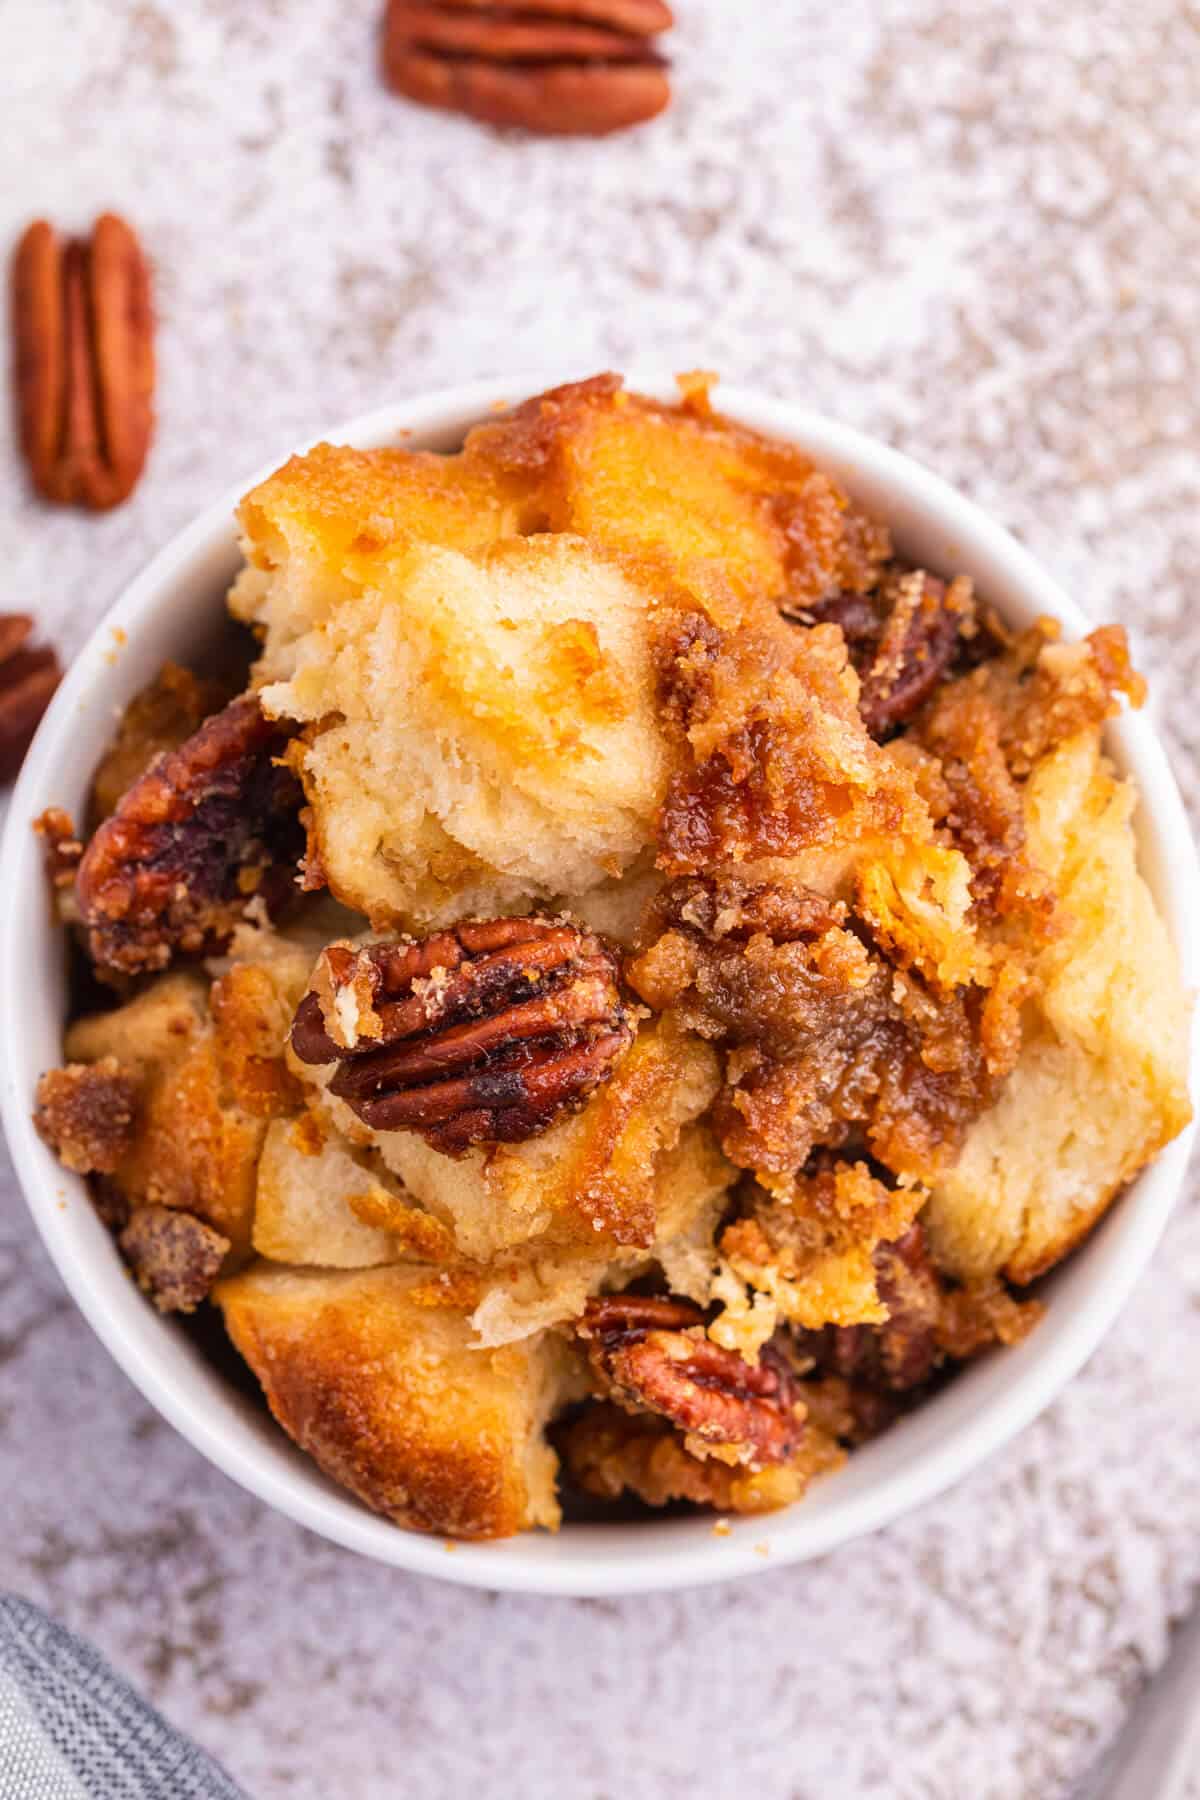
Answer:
118;1205;230;1313
291;917;634;1153
75;693;305;979
88;662;229;826
580;1294;806;1467
382;0;672;136
791;569;976;739
12;214;154;510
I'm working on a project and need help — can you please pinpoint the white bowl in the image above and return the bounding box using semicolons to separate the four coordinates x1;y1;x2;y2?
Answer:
3;375;1197;1598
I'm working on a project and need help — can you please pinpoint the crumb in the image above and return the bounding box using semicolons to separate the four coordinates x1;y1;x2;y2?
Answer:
34;1059;139;1174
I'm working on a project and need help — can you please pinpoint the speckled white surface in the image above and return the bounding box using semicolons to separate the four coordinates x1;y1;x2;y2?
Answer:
3;2;1200;1795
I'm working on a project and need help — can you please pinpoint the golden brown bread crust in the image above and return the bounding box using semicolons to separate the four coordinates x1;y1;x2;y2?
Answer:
216;1263;580;1539
66;979;265;1258
462;374;890;606
232;377;905;933
61;926;318;1266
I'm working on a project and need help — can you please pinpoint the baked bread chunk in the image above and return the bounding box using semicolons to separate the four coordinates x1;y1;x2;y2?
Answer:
251;1113;414;1270
232;446;672;928
925;729;1191;1282
216;1262;585;1538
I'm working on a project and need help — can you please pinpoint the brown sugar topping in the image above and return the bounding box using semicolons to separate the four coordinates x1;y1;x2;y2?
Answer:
33;1057;139;1174
795;569;976;739
558;1401;844;1514
653;605;925;877
631;873;996;1181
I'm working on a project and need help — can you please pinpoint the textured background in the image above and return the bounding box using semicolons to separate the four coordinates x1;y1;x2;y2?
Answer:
3;2;1200;1795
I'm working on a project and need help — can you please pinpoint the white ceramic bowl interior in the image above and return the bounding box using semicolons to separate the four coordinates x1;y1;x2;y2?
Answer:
3;374;1197;1597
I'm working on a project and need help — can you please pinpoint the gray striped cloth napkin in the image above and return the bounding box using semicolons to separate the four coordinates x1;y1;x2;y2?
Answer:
0;1595;245;1799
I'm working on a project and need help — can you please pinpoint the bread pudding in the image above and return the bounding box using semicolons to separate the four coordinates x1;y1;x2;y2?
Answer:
32;375;1191;1540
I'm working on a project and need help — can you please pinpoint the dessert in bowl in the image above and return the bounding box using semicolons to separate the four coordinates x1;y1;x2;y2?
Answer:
3;373;1195;1595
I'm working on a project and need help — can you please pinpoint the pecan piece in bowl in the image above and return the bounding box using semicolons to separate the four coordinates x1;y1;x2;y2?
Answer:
790;569;976;739
580;1294;806;1468
0;613;61;783
792;1221;1042;1401
290;918;635;1154
75;693;304;979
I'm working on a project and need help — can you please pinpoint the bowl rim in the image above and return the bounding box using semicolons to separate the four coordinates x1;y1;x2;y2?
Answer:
3;370;1197;1598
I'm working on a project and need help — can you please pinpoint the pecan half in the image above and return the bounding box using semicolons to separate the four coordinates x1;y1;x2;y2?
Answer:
789;569;975;739
580;1294;805;1467
0;613;61;782
75;693;305;979
12;214;154;510
382;0;672;136
291;917;634;1153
